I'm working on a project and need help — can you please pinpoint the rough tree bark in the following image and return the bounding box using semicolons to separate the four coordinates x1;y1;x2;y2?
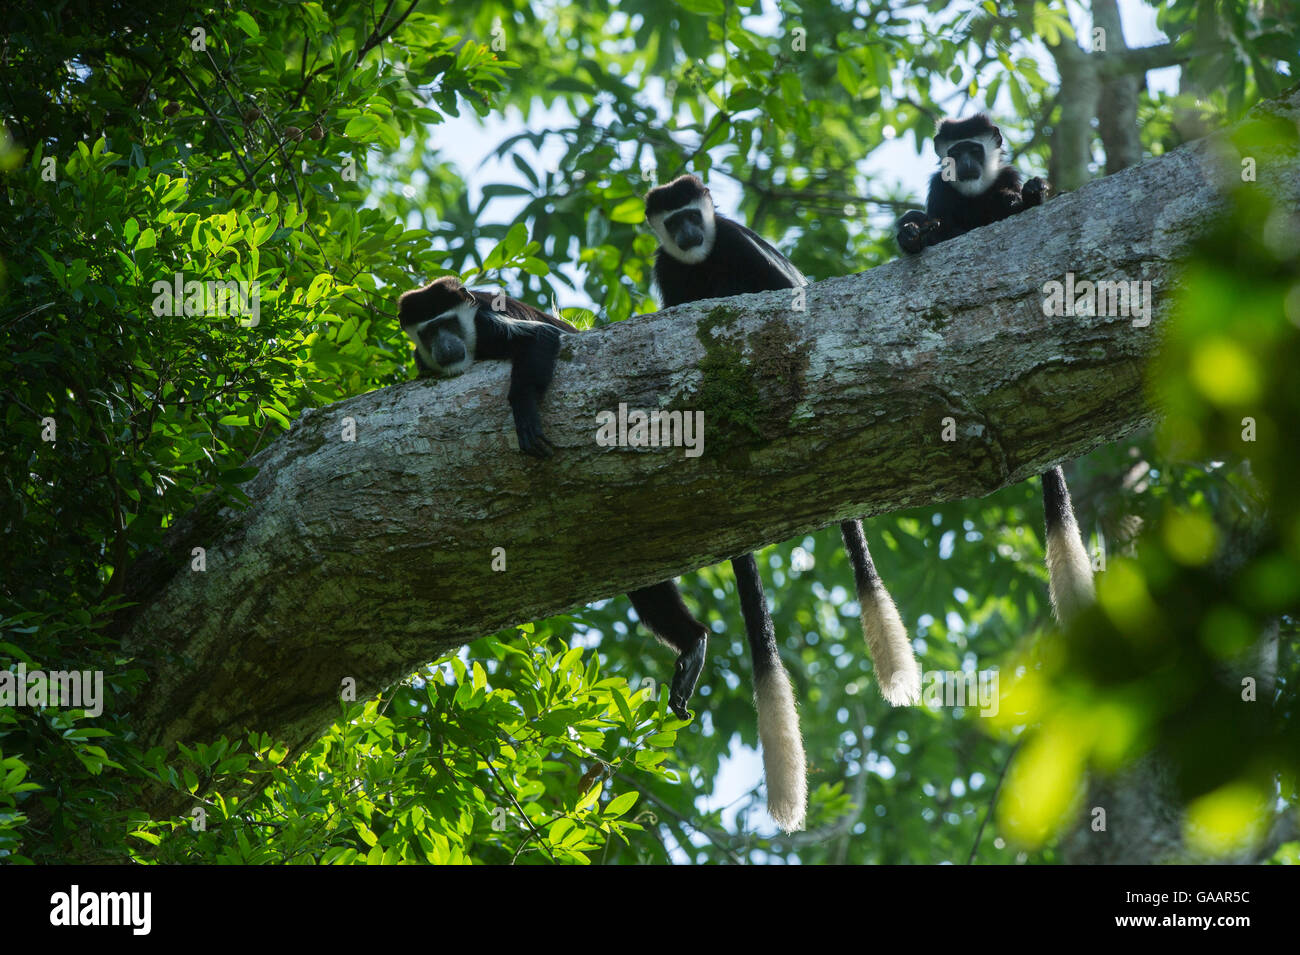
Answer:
115;93;1300;779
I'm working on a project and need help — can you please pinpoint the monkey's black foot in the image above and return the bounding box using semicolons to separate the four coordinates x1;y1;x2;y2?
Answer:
1023;177;1049;207
668;635;707;720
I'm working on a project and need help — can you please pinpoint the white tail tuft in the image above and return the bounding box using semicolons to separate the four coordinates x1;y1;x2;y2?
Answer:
860;586;921;706
754;666;807;832
1046;522;1095;624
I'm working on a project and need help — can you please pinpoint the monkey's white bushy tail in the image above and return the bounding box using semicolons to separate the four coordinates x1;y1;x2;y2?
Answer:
731;553;809;833
1042;467;1095;624
840;520;921;706
860;585;922;706
754;665;808;833
1046;522;1095;623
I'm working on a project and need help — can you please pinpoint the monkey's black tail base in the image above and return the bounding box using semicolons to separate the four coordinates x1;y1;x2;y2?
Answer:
1041;466;1095;624
840;520;921;706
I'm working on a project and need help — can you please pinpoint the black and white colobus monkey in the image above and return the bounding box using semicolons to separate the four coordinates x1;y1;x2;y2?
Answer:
895;115;1095;621
637;174;922;832
896;113;1048;255
397;276;577;458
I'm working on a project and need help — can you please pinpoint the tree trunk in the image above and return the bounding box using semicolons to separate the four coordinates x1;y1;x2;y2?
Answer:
1093;0;1143;175
114;92;1300;784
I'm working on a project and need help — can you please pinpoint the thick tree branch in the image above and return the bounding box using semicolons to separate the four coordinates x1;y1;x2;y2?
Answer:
1097;41;1208;78
117;93;1300;771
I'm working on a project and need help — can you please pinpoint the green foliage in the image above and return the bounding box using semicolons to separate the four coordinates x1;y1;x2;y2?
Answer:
995;123;1300;854
126;629;678;864
1;0;1297;864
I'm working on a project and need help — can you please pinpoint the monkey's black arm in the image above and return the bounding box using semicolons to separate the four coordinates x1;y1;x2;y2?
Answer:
898;170;1050;254
730;220;807;290
627;582;708;719
1021;176;1048;207
509;327;562;459
473;312;564;458
989;178;1049;220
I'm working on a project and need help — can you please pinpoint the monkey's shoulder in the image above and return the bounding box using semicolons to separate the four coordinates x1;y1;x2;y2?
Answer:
465;290;577;333
653;219;803;306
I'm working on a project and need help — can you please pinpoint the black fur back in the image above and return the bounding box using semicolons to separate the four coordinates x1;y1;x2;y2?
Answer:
467;289;577;332
653;216;804;307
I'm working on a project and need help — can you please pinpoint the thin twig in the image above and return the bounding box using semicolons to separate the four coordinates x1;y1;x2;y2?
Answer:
471;744;554;863
968;740;1020;864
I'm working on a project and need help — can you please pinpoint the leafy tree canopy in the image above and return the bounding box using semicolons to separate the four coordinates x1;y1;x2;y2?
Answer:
0;0;1296;864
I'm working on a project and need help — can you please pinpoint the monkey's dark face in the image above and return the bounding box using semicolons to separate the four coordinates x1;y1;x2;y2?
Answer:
946;141;986;182
666;207;707;249
936;134;1003;196
398;278;479;377
646;175;718;264
417;314;472;371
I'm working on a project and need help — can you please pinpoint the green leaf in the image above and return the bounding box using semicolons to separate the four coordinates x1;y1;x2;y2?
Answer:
613;688;634;727
305;272;332;306
676;0;725;15
836;56;859;96
549;817;575;844
503;221;528;256
261;405;291;429
725;87;764;112
634;750;667;768
344;114;382;140
608;197;644;224
604;791;639;818
575;780;603;812
232;10;260;37
160;178;188;205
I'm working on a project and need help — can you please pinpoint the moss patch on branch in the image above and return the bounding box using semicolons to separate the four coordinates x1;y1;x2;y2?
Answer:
692;304;811;449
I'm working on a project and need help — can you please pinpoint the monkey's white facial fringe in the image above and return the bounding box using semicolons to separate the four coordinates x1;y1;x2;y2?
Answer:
1046;520;1095;624
754;665;807;832
454;301;478;354
405;302;478;377
860;586;921;706
649;196;717;265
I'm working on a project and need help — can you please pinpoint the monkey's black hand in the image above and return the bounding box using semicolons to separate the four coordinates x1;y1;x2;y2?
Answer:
668;635;706;720
897;222;923;254
897;210;940;254
514;409;554;458
1022;177;1049;207
507;384;555;457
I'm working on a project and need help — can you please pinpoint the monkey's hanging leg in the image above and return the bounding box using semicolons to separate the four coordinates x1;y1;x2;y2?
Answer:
627;582;708;719
1041;466;1095;624
731;553;807;833
840;520;921;706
